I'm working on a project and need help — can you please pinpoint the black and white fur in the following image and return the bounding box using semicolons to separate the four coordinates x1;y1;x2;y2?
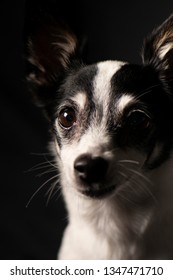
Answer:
27;15;173;259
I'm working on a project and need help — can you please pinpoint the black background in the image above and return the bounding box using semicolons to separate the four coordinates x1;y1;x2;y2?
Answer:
0;0;173;259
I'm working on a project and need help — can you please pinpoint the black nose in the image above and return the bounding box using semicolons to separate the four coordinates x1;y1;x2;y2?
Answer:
74;154;109;184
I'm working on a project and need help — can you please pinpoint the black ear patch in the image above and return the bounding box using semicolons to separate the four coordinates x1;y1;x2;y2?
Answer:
26;16;78;107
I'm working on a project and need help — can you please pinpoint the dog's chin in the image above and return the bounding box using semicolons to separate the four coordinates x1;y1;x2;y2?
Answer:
79;184;116;199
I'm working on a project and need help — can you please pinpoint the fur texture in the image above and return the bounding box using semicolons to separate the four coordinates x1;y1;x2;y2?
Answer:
27;15;173;259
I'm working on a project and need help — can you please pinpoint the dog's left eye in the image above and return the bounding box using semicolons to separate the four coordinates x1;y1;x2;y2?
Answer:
126;110;151;130
58;108;77;129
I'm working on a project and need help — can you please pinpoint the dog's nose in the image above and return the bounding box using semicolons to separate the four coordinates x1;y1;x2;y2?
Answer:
74;154;109;184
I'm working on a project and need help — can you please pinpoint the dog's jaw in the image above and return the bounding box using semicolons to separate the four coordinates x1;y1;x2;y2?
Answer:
59;177;152;259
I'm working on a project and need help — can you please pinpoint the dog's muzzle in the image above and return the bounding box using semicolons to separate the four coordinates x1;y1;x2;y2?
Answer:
74;153;115;197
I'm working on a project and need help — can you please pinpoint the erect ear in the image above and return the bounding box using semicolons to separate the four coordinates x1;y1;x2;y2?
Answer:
142;14;173;84
26;16;78;107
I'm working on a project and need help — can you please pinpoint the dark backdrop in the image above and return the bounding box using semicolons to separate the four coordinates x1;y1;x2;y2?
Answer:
0;0;173;259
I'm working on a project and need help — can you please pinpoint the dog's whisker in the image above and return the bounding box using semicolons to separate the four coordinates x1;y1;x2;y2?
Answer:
127;171;158;204
46;178;61;206
27;164;56;173
117;167;157;205
118;171;128;180
135;83;160;100
25;160;57;173
127;168;153;185
43;156;58;169
118;162;151;184
37;167;58;177
134;90;151;100
118;159;140;165
54;189;63;202
117;190;138;206
26;174;59;208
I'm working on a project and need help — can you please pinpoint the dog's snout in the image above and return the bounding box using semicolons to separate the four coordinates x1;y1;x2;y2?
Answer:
74;154;109;184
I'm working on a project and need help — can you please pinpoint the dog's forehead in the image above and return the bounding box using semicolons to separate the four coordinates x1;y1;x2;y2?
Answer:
71;60;135;111
93;61;127;106
70;60;160;113
93;61;134;114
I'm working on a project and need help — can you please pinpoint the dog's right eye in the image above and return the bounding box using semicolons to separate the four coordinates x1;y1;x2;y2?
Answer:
58;108;77;129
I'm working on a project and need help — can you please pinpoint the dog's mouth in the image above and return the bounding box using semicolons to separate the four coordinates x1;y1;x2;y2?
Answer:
80;184;116;198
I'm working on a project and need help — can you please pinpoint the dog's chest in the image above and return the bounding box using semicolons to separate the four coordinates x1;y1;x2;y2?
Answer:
59;192;148;259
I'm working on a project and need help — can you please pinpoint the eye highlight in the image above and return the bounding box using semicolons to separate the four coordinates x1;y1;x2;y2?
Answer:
58;107;77;129
126;109;151;130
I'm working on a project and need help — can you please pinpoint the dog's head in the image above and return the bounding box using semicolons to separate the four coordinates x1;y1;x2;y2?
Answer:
26;15;173;200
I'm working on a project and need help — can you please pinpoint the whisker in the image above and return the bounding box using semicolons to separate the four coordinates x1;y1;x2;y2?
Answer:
127;168;152;185
135;89;151;100
118;171;128;179
118;159;140;165
117;164;157;204
46;178;61;206
37;168;57;177
43;156;58;169
117;190;138;206
25;160;57;173
26;174;59;208
127;169;158;203
135;83;160;100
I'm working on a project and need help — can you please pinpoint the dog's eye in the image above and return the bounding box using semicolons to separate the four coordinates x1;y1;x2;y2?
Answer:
58;108;76;129
126;110;151;130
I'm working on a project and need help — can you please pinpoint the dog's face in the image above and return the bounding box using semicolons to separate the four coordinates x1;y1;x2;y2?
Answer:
26;16;173;200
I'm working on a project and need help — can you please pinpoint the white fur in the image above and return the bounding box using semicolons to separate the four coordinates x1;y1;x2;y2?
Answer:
93;61;126;121
117;94;135;114
71;92;87;110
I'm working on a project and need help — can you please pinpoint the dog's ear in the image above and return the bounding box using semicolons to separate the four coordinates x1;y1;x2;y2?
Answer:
26;17;78;107
142;14;173;84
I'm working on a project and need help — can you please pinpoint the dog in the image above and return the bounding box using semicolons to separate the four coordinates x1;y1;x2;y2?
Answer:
26;14;173;259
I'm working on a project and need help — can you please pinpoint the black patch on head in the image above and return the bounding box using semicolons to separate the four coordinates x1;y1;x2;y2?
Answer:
109;63;173;169
111;64;160;97
47;64;98;145
44;64;97;117
62;64;97;101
